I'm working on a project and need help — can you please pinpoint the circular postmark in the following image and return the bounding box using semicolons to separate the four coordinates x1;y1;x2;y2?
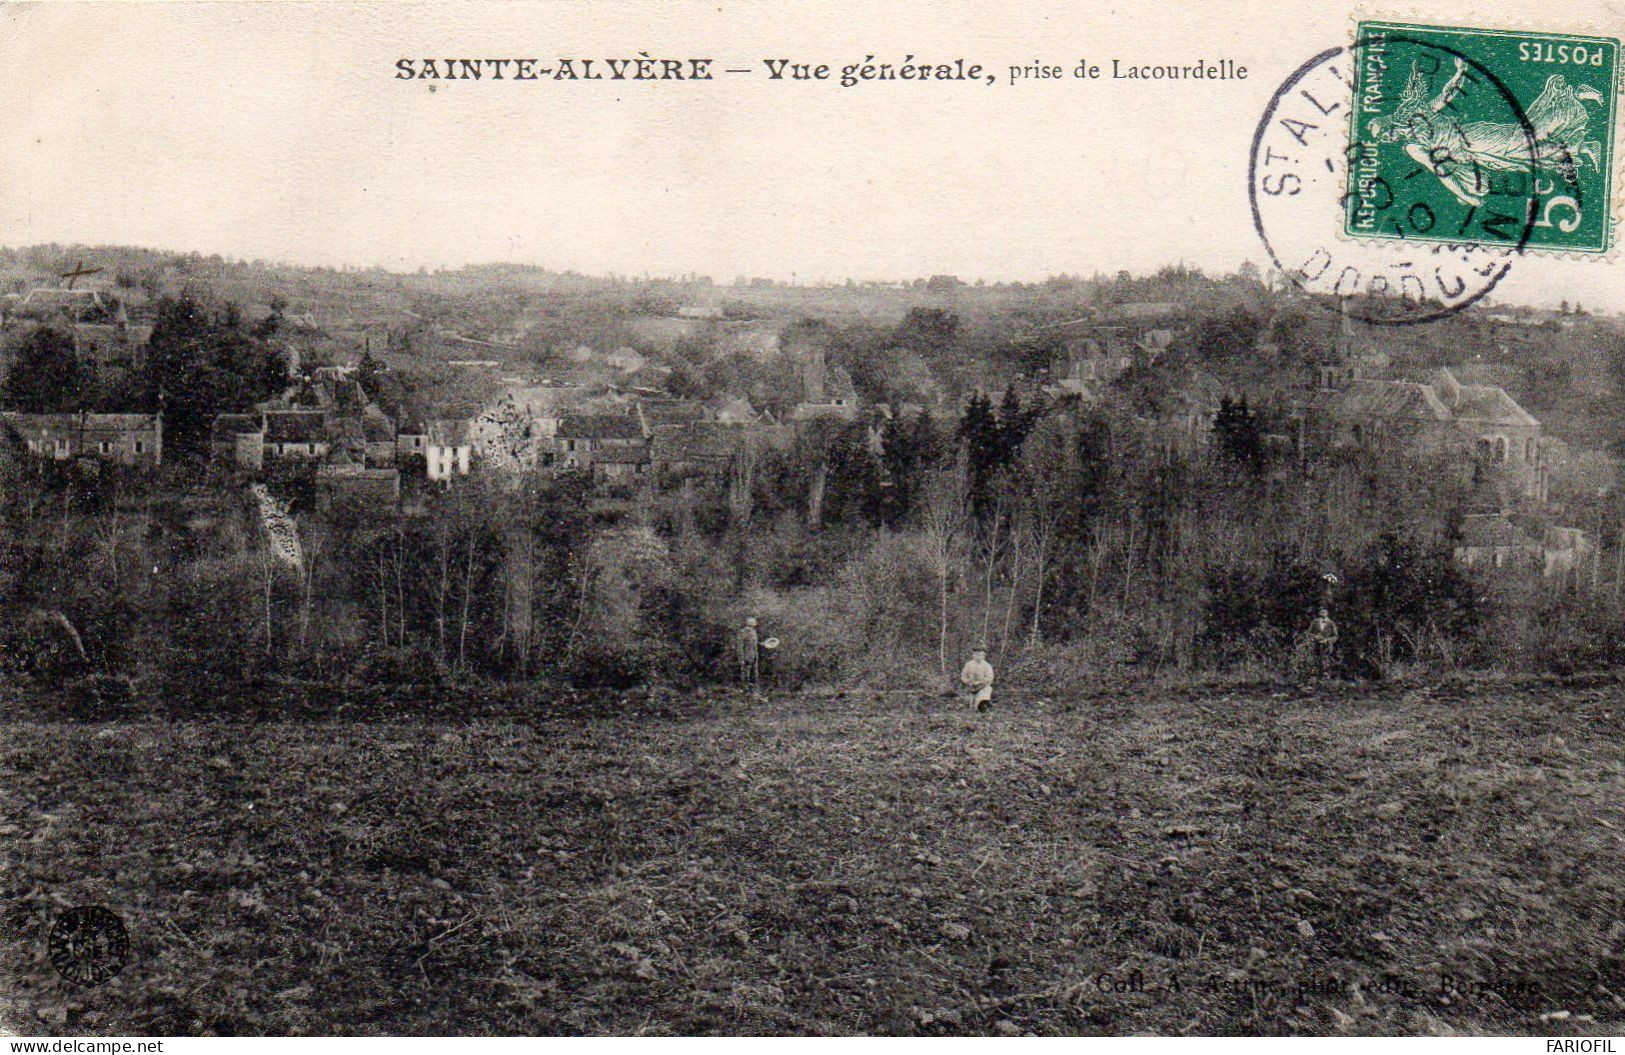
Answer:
1251;33;1555;324
47;905;130;986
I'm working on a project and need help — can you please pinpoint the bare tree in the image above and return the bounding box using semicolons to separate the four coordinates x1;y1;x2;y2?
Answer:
562;545;601;667
728;446;756;527
1023;498;1059;648
431;510;454;668
91;478;125;586
919;470;966;678
257;545;278;658
998;514;1024;658
806;459;827;530
456;527;477;677
298;518;327;655
392;523;408;650
976;499;1006;648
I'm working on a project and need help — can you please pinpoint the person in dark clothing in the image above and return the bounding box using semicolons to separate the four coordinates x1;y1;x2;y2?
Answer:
737;616;761;691
1307;607;1339;677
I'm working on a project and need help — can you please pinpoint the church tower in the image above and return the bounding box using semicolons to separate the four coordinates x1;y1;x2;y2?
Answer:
1317;297;1388;389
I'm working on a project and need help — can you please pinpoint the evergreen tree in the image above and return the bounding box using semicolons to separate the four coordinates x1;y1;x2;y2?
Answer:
996;384;1024;464
1;327;88;413
357;341;383;398
823;420;883;526
996;383;1039;464
879;412;942;527
957;391;1001;520
144;293;287;459
1212;395;1265;474
893;307;959;352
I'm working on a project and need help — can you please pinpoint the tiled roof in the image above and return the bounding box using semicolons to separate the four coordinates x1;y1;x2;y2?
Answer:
1316;380;1453;421
1315;367;1539;431
211;414;260;441
825;365;857;400
17;288;106;314
1458;513;1538;549
711;395;759;421
428;419;470;445
651;422;743;464
263;410;328;444
594;446;651;465
0;412;75;432
556;413;645;440
654;421;790;465
361;405;396;442
77;413;159;431
1;411;156;431
1451;384;1539;428
640;401;708;428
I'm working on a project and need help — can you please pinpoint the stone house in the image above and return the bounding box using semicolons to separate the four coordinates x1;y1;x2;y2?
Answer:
0;411;162;468
605;346;648;373
361;405;397;467
552;410;650;473
395;417;429;463
262;410;331;461
790;363;859;423
711;395;765;426
1454;513;1543;570
651;421;741;483
650;420;792;484
211;414;265;471
425;419;473;482
1453;514;1592;578
0;288;153;366
591;444;651;484
1051;336;1134;389
1542;527;1593;578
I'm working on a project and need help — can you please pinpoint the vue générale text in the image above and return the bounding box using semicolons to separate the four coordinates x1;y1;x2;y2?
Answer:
393;56;1248;88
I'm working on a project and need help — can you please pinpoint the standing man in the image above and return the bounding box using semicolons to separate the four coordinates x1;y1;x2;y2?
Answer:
1307;607;1339;677
960;645;995;712
737;616;761;693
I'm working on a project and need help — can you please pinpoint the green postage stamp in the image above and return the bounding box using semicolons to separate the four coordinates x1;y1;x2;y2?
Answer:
1345;21;1619;254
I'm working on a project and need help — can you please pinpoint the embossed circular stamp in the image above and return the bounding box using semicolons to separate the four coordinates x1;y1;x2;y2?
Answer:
47;905;130;987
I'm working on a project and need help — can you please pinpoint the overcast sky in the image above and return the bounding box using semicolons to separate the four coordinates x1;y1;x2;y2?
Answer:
2;0;1620;310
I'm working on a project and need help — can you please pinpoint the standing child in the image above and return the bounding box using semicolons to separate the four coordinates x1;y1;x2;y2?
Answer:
1307;607;1339;677
737;616;761;693
960;646;995;712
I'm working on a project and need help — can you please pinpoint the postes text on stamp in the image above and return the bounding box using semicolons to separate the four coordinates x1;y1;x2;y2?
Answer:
1346;21;1618;255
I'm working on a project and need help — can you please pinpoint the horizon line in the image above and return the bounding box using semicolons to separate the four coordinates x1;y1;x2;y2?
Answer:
0;241;1611;316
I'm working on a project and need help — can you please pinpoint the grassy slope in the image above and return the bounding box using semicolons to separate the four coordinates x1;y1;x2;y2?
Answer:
2;680;1622;1036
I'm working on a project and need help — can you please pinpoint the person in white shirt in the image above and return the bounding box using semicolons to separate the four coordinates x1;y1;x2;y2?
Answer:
960;646;995;712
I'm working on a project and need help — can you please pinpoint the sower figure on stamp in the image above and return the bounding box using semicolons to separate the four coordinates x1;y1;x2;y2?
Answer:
1368;56;1607;209
737;616;761;694
960;646;995;713
1307;607;1339;678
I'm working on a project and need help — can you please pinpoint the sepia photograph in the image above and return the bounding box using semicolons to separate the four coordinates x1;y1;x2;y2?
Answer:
0;0;1621;1042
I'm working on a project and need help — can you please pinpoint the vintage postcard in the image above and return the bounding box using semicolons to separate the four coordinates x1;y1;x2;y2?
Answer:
1;0;1622;1043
